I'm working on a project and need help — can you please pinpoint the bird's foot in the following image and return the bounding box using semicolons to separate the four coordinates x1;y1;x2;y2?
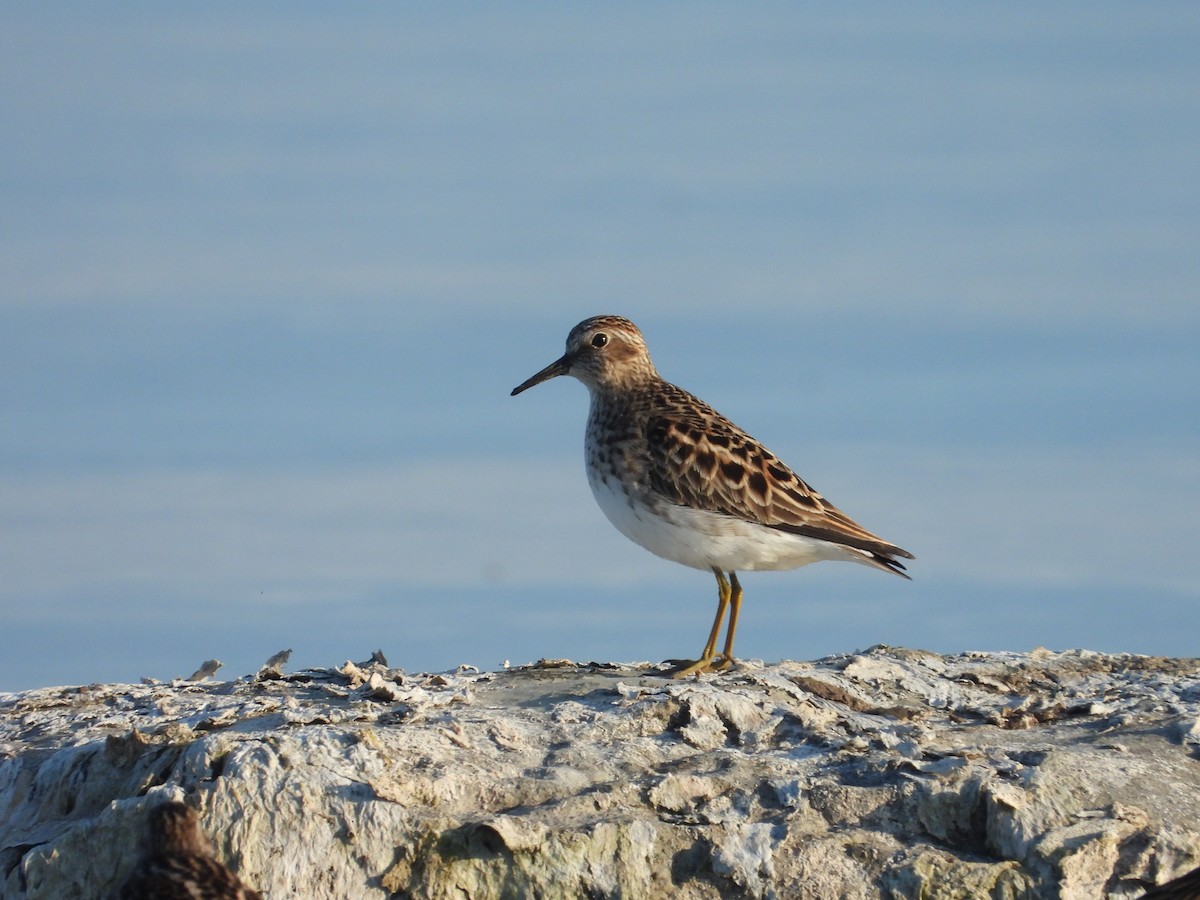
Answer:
663;654;737;679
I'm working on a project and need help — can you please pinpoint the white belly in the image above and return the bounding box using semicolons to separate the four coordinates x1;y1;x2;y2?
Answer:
587;467;860;573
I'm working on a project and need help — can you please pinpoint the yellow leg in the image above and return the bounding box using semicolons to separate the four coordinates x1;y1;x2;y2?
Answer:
714;572;743;670
670;568;737;679
700;568;731;659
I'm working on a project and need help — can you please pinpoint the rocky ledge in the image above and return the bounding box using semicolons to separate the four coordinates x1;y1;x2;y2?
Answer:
2;646;1200;899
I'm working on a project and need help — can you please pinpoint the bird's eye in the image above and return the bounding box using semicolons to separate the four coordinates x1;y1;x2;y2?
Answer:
591;333;608;348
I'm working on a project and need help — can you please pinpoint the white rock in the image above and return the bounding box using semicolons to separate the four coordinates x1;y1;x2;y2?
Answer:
3;648;1200;898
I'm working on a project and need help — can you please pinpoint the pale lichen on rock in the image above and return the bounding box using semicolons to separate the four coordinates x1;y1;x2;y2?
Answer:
2;647;1199;898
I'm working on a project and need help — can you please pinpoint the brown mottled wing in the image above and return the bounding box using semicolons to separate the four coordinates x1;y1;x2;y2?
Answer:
120;854;263;900
643;382;914;575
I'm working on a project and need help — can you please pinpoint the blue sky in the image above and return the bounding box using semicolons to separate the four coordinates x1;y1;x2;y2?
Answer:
2;5;1197;691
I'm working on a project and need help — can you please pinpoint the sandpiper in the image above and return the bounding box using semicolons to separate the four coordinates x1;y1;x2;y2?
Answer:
512;315;913;677
120;802;263;899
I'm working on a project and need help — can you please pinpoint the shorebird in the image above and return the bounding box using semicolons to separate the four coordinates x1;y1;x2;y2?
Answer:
120;801;263;899
256;648;292;679
512;315;914;677
185;659;222;682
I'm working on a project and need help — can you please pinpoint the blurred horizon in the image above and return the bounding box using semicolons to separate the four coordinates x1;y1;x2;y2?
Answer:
2;4;1197;692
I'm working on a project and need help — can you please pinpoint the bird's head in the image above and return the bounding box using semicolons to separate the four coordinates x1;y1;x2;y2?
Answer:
511;315;657;396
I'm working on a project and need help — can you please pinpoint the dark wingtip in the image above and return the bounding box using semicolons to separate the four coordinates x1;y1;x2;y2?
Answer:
879;556;913;580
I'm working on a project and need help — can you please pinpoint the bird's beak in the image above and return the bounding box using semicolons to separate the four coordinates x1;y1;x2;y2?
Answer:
511;353;572;396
